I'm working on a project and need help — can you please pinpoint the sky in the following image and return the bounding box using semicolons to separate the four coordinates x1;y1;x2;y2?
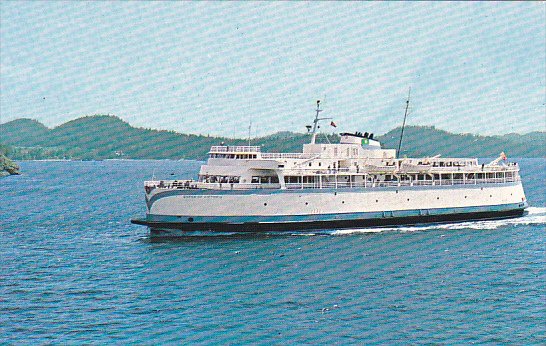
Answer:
1;2;545;138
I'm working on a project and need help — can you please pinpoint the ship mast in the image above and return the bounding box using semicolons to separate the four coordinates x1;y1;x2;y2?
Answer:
310;100;331;144
247;118;252;146
397;88;411;157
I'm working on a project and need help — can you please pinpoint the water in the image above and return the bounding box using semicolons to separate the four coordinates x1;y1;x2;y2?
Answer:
1;159;545;344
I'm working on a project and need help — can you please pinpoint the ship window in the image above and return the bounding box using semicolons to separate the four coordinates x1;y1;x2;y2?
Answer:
309;163;312;167
251;176;259;183
318;162;322;167
303;176;315;183
285;176;300;184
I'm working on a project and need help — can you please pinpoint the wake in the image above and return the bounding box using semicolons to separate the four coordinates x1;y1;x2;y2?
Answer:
146;207;546;238
331;206;546;235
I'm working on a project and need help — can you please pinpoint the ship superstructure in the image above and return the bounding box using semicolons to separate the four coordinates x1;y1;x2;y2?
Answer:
132;101;527;235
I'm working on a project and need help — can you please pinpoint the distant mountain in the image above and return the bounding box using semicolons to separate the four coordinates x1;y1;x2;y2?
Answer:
379;126;546;158
1;115;544;160
0;119;50;146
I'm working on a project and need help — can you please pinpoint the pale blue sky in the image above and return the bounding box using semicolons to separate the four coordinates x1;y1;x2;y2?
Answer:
1;2;545;138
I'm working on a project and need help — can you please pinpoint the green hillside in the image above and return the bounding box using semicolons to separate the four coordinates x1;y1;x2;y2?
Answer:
380;126;546;158
0;119;50;146
0;115;544;160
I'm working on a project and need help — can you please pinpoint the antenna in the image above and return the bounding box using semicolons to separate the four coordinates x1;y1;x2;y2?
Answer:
397;87;411;157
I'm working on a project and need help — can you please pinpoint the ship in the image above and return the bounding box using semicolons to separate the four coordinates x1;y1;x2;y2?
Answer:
131;100;528;236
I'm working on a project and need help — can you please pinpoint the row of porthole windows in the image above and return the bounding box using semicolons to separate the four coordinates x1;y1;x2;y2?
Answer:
262;194;496;207
190;192;502;221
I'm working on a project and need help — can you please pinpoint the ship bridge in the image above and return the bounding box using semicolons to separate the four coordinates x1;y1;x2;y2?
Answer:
302;131;396;160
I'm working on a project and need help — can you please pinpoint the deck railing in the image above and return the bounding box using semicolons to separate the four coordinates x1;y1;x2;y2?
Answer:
284;176;518;189
281;163;519;175
145;175;519;192
260;153;317;159
209;145;261;153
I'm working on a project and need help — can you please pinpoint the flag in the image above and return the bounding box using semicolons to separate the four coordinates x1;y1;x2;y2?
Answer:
330;121;337;128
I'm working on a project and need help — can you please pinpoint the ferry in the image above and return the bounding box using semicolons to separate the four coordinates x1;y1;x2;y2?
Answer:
131;101;528;236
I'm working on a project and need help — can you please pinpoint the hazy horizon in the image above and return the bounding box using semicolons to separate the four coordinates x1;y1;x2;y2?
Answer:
1;2;545;137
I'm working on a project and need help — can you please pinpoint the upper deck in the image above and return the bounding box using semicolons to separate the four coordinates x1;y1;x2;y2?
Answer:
144;101;522;193
144;143;521;193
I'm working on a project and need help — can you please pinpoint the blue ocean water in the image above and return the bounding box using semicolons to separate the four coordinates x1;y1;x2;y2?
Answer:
1;159;545;344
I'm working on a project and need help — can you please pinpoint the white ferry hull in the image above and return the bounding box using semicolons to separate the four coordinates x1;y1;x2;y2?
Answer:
131;182;527;236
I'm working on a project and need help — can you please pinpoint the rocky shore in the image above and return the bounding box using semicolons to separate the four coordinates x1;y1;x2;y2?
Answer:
0;153;20;177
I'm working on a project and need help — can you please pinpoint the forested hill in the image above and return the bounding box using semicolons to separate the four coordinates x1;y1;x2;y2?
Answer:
1;115;544;160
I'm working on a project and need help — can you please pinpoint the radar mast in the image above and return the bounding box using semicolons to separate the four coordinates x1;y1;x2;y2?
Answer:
309;100;331;144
